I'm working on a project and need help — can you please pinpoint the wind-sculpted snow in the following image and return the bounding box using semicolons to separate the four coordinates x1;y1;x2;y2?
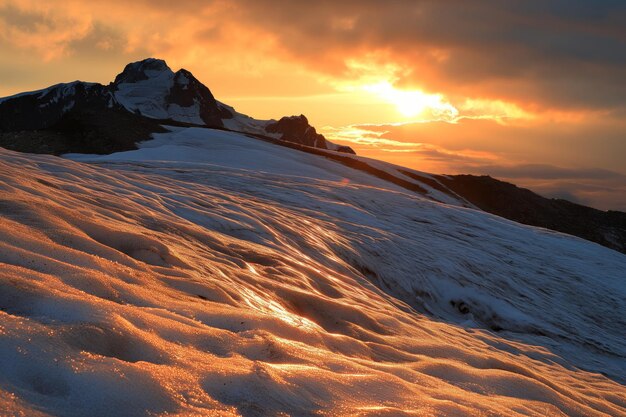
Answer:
1;129;625;416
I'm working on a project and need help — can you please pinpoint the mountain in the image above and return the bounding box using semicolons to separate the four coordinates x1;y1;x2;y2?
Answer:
0;59;625;414
1;59;624;255
0;126;625;416
0;58;353;155
436;174;626;254
204;134;626;254
112;58;227;126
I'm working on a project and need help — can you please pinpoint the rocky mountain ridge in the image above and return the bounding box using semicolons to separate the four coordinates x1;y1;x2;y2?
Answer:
0;58;353;154
0;59;623;254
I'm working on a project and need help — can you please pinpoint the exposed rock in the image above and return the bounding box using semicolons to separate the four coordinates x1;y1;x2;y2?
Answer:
330;145;357;155
437;174;626;254
113;58;168;84
264;114;355;154
0;108;166;155
265;115;328;148
0;82;117;132
112;60;225;127
0;58;352;154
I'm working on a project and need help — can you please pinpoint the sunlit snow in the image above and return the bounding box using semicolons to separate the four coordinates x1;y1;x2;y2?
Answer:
0;127;624;416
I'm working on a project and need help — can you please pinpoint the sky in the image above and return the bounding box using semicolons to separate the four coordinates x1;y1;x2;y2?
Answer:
1;0;625;210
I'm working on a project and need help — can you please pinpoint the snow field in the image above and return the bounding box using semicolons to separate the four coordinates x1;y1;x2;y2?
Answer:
0;128;624;416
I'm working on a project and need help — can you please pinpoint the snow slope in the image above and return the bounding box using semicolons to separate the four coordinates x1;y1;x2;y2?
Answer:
1;127;625;416
114;63;203;124
217;101;275;136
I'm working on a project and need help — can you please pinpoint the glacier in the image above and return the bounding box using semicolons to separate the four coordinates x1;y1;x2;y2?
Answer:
0;126;625;416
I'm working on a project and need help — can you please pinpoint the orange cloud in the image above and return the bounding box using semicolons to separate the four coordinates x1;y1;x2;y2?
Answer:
0;1;93;61
3;0;624;119
0;0;624;210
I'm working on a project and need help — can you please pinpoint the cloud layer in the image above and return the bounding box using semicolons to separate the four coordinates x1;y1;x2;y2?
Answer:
2;1;625;112
227;0;626;112
325;119;626;210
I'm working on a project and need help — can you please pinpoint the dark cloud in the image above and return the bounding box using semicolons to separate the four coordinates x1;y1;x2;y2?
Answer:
386;147;495;166
229;0;626;111
0;4;56;30
3;1;625;110
541;188;587;205
67;23;129;58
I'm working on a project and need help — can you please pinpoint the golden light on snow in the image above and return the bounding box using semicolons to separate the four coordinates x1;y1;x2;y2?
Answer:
241;288;320;330
0;114;624;416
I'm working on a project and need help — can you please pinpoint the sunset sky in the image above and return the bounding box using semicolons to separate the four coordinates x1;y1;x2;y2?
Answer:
1;0;625;210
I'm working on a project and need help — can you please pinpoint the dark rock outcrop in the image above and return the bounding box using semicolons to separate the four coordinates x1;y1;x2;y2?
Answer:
0;58;230;154
437;174;626;254
0;82;117;132
166;69;225;126
113;59;165;84
0;58;351;154
0;80;168;155
265;115;327;148
0;108;166;155
333;145;357;155
265;114;355;154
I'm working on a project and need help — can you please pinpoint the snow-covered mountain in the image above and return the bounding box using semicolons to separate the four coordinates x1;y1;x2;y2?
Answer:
3;58;624;255
1;60;626;416
112;58;227;126
0;125;625;416
0;58;353;154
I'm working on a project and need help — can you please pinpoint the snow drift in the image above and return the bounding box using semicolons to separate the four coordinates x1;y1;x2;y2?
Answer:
0;127;625;416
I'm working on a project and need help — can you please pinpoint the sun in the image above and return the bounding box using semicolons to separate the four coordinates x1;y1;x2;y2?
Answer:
363;81;459;120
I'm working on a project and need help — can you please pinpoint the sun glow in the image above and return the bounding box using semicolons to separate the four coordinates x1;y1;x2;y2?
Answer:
363;81;459;121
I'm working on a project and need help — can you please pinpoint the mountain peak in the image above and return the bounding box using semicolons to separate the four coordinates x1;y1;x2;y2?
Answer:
110;58;227;126
0;58;354;154
113;58;172;85
173;70;189;85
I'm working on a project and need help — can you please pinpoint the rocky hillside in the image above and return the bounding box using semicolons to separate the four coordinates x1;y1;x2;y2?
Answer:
438;174;626;254
0;58;352;155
